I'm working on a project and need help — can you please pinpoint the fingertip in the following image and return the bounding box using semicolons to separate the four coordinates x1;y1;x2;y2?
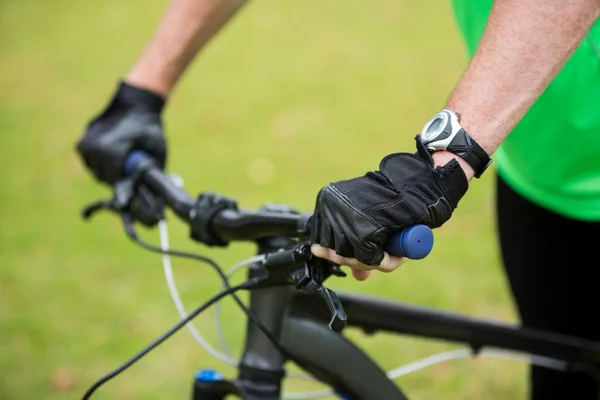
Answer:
352;269;371;281
390;256;407;267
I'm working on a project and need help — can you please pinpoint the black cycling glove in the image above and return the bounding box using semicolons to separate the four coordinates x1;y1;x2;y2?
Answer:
76;81;167;184
311;138;469;266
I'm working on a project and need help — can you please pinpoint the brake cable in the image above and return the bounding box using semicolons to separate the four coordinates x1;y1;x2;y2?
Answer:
83;213;570;400
83;185;570;398
157;219;315;383
157;219;240;366
81;281;250;400
82;213;313;399
120;214;315;364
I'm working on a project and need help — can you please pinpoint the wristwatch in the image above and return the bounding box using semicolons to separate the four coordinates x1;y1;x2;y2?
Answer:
417;109;492;178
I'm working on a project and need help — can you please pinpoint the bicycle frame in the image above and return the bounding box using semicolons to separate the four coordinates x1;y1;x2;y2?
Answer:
192;237;600;400
193;236;408;400
117;153;600;400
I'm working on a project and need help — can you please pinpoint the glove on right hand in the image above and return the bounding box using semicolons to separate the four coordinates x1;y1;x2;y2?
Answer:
311;139;469;266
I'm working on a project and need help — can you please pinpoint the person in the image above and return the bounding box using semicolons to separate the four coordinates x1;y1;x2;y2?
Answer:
76;0;600;398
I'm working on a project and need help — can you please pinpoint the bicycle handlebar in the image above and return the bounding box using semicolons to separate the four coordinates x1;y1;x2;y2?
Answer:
124;151;433;259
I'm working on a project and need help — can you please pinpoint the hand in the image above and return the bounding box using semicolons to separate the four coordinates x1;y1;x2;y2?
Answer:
311;138;469;280
311;244;405;281
76;81;167;184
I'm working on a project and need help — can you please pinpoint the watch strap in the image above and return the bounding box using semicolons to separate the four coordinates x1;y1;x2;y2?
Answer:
446;128;492;179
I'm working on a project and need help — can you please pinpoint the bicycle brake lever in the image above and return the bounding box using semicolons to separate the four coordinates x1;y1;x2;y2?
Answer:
299;260;348;332
262;245;348;332
81;178;136;219
297;256;348;332
81;199;115;219
82;179;134;219
312;285;347;332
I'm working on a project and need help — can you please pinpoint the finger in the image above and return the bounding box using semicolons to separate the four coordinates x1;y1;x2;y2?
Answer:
351;269;371;281
325;248;354;267
311;243;329;259
330;251;374;271
374;252;407;273
311;244;346;264
334;238;354;258
311;245;373;270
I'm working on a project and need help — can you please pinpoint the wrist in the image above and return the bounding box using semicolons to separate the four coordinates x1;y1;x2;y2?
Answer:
125;67;172;99
418;108;492;179
432;151;475;182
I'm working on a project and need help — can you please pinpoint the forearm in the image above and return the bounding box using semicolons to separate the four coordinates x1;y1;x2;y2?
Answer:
126;0;247;97
434;0;600;178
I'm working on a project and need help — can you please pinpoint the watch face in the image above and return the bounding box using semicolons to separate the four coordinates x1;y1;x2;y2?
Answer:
421;114;447;142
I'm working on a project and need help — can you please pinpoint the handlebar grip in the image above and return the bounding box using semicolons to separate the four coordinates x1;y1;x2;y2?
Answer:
124;150;153;176
384;225;433;260
123;151;434;259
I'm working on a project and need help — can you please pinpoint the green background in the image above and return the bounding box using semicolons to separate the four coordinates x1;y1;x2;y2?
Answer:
0;0;524;398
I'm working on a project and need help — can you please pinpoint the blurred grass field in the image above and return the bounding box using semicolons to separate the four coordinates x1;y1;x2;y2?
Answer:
0;0;527;399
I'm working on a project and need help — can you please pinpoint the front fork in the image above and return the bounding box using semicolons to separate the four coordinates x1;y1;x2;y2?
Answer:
192;235;296;400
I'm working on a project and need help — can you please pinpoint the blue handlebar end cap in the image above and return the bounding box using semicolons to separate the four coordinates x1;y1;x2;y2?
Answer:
195;369;223;383
124;151;152;176
384;225;434;260
335;391;352;400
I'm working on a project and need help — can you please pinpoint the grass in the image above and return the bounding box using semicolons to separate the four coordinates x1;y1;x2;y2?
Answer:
0;0;526;399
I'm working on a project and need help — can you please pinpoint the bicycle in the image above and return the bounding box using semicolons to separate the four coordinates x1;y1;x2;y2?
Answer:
79;151;600;400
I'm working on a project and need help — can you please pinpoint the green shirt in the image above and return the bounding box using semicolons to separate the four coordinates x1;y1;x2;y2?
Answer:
452;0;600;221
